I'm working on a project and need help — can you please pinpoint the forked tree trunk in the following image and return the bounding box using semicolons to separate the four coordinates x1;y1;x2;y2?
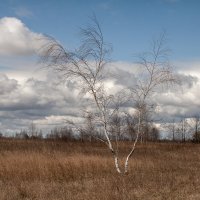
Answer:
110;111;141;174
111;130;139;174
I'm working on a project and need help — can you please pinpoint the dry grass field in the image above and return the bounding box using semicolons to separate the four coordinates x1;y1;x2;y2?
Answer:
0;139;200;200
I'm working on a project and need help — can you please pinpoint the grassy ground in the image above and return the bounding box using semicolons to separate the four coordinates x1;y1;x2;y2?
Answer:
0;139;200;200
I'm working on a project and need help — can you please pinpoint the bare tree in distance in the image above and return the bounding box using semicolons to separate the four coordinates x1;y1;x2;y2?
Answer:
166;116;200;142
191;116;200;142
78;111;100;142
39;17;178;174
124;112;137;141
162;119;177;141
178;117;191;142
182;116;200;142
28;121;38;138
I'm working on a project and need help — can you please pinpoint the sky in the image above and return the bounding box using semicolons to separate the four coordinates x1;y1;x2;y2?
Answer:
0;0;200;136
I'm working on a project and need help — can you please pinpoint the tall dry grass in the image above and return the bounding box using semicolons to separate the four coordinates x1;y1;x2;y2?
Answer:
0;139;200;199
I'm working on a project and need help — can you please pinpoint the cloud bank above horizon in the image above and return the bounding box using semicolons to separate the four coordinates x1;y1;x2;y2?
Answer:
0;17;200;135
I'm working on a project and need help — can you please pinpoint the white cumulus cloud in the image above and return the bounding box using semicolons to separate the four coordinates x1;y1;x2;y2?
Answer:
0;17;44;56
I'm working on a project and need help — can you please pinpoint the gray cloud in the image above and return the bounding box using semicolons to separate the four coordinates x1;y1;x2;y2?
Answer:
0;73;18;95
0;73;84;134
1;60;200;135
152;74;200;120
107;64;200;122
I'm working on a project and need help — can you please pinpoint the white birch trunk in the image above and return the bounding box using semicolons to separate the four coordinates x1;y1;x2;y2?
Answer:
103;124;122;173
124;110;141;174
114;156;121;173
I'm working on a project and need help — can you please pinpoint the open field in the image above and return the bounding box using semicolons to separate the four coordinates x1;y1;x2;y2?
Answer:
0;139;200;200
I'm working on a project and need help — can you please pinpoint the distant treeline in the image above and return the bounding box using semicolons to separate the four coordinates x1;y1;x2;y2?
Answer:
1;122;199;143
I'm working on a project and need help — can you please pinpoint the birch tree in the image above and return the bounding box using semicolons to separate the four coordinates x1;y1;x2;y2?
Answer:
125;32;178;170
40;18;177;174
40;17;125;173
